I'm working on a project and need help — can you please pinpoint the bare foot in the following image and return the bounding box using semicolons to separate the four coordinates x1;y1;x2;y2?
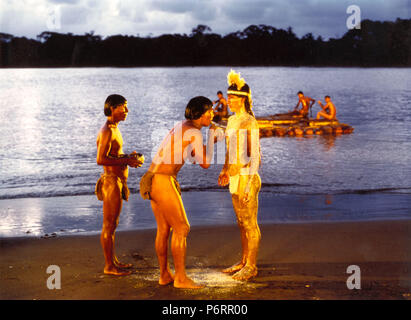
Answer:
174;276;205;289
114;261;133;268
103;266;132;276
159;270;175;286
222;261;245;274
232;265;257;281
114;256;133;268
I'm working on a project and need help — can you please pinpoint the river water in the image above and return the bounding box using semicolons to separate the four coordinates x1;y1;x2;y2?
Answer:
0;67;410;236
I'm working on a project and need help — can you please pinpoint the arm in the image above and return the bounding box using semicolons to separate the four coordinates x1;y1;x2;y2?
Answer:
329;103;336;117
243;120;260;195
186;128;215;169
309;98;316;108
294;100;301;110
218;133;230;186
317;100;324;109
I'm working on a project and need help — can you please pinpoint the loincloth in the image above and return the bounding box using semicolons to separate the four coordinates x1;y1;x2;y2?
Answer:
139;171;181;200
229;169;261;195
95;173;130;202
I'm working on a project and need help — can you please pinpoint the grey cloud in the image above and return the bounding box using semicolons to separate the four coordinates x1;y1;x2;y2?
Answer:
220;0;271;22
149;0;217;21
2;0;409;39
60;5;88;25
149;0;192;14
191;2;217;22
48;0;80;4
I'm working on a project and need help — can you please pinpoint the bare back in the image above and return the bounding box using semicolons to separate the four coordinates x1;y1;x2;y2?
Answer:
326;101;337;118
300;97;313;114
149;121;206;176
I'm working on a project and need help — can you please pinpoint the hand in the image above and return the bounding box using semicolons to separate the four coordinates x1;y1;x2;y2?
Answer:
128;151;144;168
127;157;142;168
241;192;250;206
317;100;322;105
128;159;141;168
218;171;229;186
214;127;225;142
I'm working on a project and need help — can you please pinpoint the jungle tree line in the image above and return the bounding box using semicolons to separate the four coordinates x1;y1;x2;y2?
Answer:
0;19;410;67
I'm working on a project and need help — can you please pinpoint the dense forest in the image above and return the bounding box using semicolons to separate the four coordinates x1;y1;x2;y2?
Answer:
0;18;410;67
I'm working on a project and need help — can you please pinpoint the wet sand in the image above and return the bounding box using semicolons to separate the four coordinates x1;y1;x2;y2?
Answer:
1;220;410;300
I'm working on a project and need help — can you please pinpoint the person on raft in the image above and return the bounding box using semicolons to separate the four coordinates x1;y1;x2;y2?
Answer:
316;95;337;120
139;96;223;289
96;94;144;276
212;90;228;122
293;91;315;118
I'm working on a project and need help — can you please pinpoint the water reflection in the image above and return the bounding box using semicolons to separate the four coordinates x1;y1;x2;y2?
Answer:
325;194;333;205
318;135;337;151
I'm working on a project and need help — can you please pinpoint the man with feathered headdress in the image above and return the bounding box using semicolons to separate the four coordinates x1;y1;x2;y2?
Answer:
218;69;262;281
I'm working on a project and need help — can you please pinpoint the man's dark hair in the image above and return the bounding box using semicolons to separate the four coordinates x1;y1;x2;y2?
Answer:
104;94;127;116
185;96;213;120
217;91;223;95
325;95;330;99
297;91;304;95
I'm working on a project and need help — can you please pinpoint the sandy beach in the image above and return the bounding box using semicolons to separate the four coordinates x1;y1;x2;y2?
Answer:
1;219;410;300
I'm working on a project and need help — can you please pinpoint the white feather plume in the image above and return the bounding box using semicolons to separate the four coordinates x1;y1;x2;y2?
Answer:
227;69;246;90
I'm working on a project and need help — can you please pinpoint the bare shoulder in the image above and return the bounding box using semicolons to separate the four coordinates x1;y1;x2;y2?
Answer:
227;114;236;125
250;115;259;128
181;121;202;140
97;123;114;142
241;113;259;129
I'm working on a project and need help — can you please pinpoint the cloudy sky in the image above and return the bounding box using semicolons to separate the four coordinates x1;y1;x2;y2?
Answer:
0;0;409;40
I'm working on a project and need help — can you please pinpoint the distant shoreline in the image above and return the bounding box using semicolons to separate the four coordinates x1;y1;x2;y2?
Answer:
1;19;410;68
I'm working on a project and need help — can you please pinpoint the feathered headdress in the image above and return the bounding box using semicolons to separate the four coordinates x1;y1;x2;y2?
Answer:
227;69;253;109
227;69;246;91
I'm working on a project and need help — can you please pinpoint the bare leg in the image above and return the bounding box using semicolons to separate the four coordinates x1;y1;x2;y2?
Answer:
151;174;204;289
151;200;174;285
113;232;133;268
232;175;261;281
101;179;131;276
317;111;333;120
222;194;248;274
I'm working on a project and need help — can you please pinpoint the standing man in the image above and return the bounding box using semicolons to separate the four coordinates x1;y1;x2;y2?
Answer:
293;91;315;118
140;96;222;289
96;94;144;276
218;70;262;281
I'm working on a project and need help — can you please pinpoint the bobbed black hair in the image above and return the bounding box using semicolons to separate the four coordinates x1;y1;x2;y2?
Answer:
217;91;223;95
185;96;213;120
325;95;331;99
297;91;304;95
104;94;127;116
